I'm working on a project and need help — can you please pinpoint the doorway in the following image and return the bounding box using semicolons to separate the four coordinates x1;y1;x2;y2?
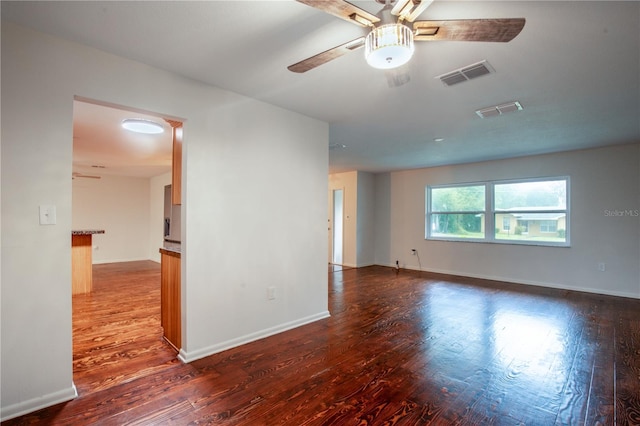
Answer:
329;188;344;265
71;97;179;391
72;98;175;266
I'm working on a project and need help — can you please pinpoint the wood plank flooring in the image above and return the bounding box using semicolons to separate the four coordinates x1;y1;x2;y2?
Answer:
3;262;640;425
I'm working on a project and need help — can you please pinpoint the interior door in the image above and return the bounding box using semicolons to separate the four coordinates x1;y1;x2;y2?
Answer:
330;189;344;265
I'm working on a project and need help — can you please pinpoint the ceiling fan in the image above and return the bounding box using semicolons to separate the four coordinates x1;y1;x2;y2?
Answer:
72;172;101;180
288;0;525;74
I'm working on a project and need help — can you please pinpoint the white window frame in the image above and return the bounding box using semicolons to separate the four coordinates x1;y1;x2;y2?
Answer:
426;183;487;242
426;176;570;247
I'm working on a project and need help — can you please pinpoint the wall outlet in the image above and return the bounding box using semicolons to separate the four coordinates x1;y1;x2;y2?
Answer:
267;286;276;300
597;262;606;272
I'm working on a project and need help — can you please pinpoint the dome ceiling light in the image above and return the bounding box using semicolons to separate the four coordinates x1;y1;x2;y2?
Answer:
122;118;165;134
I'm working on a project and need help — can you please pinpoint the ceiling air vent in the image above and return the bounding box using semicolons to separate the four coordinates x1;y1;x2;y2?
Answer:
437;60;495;86
475;101;523;118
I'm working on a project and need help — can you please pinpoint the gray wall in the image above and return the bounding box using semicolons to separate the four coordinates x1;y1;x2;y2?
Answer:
356;171;376;267
374;144;640;298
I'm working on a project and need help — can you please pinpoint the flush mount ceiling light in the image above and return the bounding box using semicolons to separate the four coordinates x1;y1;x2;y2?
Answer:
121;118;164;134
365;23;414;69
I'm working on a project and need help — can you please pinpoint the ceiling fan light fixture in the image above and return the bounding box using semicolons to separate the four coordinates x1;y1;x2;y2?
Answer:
349;13;374;27
121;118;164;134
390;0;411;15
365;23;414;70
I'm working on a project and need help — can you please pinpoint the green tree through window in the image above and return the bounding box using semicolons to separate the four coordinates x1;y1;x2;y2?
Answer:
430;185;485;238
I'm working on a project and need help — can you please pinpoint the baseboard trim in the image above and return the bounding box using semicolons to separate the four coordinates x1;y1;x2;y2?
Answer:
93;257;150;265
380;263;640;300
177;310;331;363
1;384;77;422
331;262;374;268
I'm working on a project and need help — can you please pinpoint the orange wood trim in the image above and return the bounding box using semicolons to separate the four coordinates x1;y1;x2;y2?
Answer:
171;124;183;205
160;252;181;350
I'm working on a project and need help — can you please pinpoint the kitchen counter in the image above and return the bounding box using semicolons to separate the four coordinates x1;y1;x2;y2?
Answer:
72;229;105;294
159;247;181;258
72;229;105;236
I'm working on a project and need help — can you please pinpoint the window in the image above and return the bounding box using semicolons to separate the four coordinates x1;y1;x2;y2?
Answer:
427;177;569;246
428;185;485;240
539;220;557;233
494;179;567;244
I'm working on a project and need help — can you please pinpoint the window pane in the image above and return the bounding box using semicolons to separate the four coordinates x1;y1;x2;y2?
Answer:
431;185;485;212
494;214;566;243
494;180;566;210
540;220;557;233
430;213;485;239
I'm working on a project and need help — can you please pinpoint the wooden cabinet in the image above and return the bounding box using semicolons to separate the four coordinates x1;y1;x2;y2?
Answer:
160;248;181;351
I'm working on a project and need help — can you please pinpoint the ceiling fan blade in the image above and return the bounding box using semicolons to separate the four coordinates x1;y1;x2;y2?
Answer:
296;0;379;27
392;0;434;22
413;18;525;42
288;37;365;73
72;173;101;179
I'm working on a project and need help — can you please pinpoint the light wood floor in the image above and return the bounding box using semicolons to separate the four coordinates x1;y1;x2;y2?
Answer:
4;261;640;425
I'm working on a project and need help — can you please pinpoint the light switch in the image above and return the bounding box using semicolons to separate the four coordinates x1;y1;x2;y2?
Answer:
39;205;57;225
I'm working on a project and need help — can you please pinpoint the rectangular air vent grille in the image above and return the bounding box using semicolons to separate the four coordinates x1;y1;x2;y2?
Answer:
475;101;523;118
437;60;495;86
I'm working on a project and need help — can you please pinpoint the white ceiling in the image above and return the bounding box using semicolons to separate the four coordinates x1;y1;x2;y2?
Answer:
73;100;174;178
2;1;639;176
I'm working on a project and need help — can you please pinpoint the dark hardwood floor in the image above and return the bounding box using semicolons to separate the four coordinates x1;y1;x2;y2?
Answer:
4;262;640;425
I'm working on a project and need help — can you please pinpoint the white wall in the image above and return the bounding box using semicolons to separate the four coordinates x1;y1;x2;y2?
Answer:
72;172;171;264
356;172;375;267
181;92;329;362
376;144;640;298
72;175;152;263
149;172;172;263
1;22;328;421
